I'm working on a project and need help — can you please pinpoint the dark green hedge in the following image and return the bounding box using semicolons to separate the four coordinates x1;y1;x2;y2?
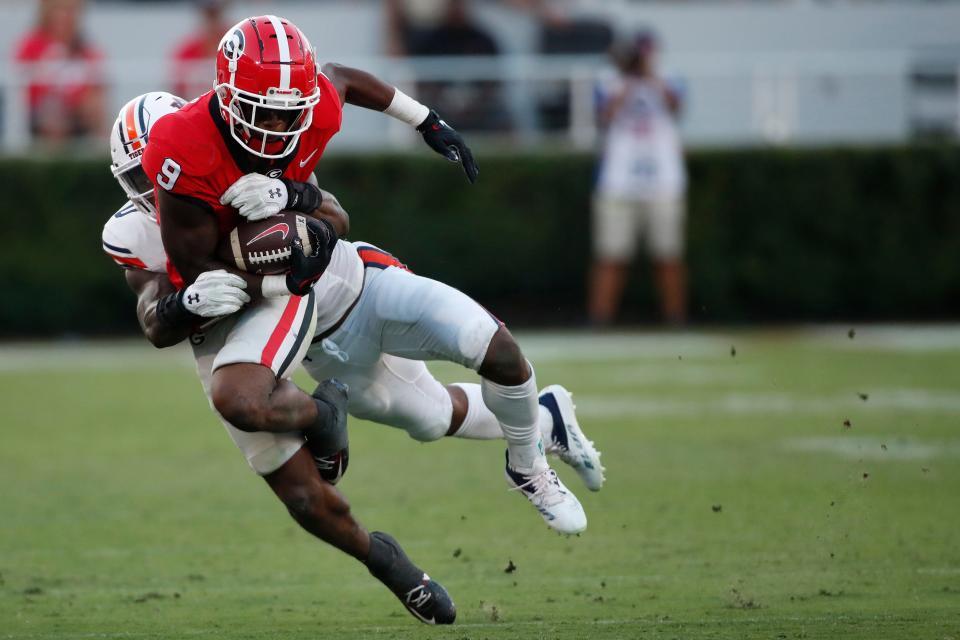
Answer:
2;146;959;336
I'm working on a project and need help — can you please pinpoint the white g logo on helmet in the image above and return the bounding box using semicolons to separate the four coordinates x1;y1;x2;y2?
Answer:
221;29;245;61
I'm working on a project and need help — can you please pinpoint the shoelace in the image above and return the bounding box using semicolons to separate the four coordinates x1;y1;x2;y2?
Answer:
551;428;599;467
508;468;566;507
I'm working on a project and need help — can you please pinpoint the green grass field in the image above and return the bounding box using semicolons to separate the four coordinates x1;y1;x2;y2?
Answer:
2;327;959;639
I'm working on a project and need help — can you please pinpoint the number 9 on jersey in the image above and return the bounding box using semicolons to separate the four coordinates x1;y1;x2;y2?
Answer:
157;158;181;191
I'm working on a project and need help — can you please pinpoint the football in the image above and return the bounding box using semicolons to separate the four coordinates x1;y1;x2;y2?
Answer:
217;211;313;275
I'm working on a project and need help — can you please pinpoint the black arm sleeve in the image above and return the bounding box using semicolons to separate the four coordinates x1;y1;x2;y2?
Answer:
155;290;195;330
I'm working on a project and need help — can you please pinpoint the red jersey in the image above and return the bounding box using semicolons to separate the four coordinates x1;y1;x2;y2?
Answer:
142;74;342;288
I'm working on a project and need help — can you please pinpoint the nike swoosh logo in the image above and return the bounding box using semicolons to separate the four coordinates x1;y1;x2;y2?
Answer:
299;148;319;168
247;223;290;246
405;606;435;625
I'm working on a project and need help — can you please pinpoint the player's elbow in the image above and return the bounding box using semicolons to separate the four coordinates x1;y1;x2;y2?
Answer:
143;324;181;349
139;302;184;349
320;62;343;81
328;208;349;237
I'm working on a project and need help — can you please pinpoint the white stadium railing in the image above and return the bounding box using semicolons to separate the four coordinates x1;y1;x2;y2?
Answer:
1;51;957;155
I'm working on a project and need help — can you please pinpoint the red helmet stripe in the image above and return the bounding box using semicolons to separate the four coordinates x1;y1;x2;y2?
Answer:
265;14;291;90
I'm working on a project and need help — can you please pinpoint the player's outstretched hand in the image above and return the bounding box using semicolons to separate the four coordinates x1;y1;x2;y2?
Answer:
181;269;250;317
417;110;479;184
220;173;288;221
285;218;338;295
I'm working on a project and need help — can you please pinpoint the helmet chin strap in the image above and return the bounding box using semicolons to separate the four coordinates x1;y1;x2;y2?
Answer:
214;55;240;127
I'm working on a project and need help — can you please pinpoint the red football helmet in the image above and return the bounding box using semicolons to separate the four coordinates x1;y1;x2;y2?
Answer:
214;15;321;159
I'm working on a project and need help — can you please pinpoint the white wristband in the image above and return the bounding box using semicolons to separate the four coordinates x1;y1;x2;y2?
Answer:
384;89;430;127
261;275;289;299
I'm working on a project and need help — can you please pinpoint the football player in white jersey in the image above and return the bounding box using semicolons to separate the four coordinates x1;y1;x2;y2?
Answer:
590;30;688;326
105;93;603;532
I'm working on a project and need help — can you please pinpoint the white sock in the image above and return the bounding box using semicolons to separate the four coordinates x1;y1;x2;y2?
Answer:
480;363;548;473
451;383;555;442
449;383;502;439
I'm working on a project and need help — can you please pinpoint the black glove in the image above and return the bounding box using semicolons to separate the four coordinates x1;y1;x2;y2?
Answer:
417;110;479;184
285;217;338;295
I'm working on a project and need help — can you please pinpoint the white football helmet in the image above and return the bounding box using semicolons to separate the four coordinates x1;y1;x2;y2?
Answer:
109;92;186;217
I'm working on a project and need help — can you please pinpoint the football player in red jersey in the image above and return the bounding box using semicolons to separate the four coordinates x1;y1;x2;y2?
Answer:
138;15;484;624
142;11;590;542
116;56;602;616
140;15;479;486
110;87;603;628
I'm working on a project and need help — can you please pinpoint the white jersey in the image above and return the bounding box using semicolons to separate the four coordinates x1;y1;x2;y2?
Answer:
100;203;500;476
101;202;168;273
595;77;686;199
312;240;364;334
101;200;364;334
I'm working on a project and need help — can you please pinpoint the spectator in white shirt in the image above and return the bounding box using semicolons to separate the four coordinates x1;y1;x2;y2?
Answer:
589;30;688;326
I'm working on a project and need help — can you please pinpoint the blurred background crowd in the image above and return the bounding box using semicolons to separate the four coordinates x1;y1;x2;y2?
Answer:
7;0;960;152
3;0;960;334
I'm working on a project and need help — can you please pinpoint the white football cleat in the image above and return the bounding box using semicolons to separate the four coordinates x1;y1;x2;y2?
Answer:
539;385;605;491
505;452;587;535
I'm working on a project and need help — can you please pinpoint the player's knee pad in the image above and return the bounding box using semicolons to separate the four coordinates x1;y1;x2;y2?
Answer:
456;311;502;371
347;357;454;442
403;414;450;443
351;388;450;443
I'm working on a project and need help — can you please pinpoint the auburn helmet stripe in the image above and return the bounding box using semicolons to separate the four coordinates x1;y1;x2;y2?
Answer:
123;99;140;152
119;95;149;153
123;101;138;149
137;95;148;138
109;91;186;218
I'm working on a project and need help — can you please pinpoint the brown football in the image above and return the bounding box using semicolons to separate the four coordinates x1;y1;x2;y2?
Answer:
217;211;313;275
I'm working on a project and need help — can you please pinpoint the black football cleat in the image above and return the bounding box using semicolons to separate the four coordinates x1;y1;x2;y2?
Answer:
397;572;456;625
366;531;456;625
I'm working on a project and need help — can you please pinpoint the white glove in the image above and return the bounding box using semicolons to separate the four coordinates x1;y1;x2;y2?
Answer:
219;173;288;221
181;270;250;318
